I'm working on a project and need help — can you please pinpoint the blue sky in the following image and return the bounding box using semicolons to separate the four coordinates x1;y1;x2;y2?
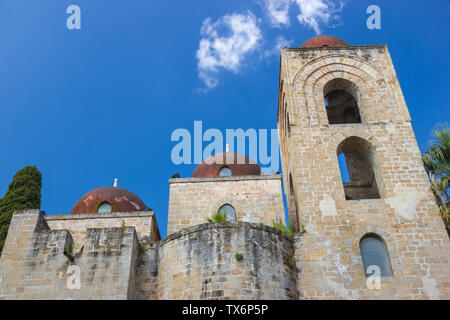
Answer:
0;0;448;237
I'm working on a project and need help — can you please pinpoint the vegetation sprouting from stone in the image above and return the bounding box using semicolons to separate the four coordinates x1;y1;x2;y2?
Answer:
207;209;227;223
422;124;450;235
235;253;244;262
66;243;74;255
0;166;42;256
272;219;294;237
120;220;127;237
299;223;306;233
140;238;152;251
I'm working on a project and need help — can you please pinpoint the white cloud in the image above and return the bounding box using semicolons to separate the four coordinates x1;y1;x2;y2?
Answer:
263;0;345;34
196;12;262;89
264;0;291;27
195;1;346;90
293;0;345;34
265;36;294;58
274;35;294;49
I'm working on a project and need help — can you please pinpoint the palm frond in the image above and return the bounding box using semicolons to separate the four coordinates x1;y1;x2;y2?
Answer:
422;124;450;233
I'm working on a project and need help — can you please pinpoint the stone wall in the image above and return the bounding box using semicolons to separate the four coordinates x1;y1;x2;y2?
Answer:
278;45;450;299
156;222;299;300
45;211;160;252
0;210;140;300
0;210;301;300
135;242;160;300
167;175;285;235
0;210;72;299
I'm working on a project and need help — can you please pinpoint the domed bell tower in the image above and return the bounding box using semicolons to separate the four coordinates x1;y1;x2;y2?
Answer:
278;36;450;299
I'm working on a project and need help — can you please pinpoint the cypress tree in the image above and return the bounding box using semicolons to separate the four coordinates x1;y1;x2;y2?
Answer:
0;165;42;256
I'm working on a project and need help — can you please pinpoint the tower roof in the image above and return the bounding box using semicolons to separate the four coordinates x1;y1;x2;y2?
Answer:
300;35;349;48
192;152;261;178
71;186;149;214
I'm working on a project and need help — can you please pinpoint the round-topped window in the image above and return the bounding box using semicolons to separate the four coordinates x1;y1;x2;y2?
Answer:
360;234;393;277
219;166;232;177
98;202;112;214
218;204;236;222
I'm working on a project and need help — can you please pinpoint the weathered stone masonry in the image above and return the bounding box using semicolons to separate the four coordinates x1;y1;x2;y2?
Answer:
167;175;285;235
0;37;449;300
155;222;298;300
0;210;141;299
0;210;300;300
278;44;450;299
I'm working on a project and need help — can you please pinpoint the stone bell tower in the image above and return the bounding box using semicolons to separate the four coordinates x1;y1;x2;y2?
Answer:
278;35;450;299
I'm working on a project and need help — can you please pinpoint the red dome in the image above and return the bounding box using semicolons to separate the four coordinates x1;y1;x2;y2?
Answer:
71;186;148;214
192;152;261;178
300;35;349;48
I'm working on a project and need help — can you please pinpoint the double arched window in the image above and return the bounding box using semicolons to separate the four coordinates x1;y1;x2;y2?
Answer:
360;234;393;277
98;202;112;214
218;204;236;222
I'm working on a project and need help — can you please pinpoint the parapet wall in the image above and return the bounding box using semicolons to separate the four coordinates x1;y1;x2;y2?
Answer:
156;222;299;300
0;210;140;300
45;211;160;252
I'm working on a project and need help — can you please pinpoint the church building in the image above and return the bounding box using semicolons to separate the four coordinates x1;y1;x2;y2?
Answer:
0;36;449;300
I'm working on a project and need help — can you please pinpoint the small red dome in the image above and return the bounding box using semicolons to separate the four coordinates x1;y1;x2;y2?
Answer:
300;35;349;48
192;152;261;178
71;186;148;214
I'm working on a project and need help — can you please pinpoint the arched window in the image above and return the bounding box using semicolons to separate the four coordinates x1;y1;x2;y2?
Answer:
360;234;393;277
219;166;232;177
337;136;381;200
98;202;112;214
218;204;236;222
324;78;361;124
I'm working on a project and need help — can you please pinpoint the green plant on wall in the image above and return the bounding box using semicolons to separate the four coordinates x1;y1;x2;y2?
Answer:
66;243;74;255
207;209;227;223
272;219;294;237
120;220;127;237
140;238;152;251
299;223;306;233
235;253;244;262
285;247;299;280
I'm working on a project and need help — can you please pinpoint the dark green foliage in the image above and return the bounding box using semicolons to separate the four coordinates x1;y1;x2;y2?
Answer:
207;210;227;223
235;253;244;262
66;243;74;255
422;124;450;235
0;166;42;256
120;220;127;237
272;219;294;237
